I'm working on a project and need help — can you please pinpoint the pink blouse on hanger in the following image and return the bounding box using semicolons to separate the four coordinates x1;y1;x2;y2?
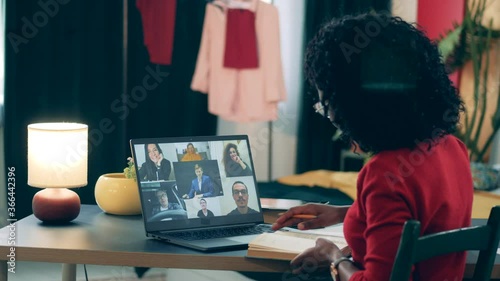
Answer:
191;0;286;122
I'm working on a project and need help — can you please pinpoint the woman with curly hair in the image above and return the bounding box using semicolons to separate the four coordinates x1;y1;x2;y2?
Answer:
223;143;253;177
273;13;473;281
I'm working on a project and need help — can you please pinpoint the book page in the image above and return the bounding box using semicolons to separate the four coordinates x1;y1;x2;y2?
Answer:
282;223;344;238
278;231;348;249
249;230;348;253
249;232;316;253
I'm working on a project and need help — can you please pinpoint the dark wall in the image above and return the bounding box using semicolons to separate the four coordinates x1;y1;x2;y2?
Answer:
5;0;216;219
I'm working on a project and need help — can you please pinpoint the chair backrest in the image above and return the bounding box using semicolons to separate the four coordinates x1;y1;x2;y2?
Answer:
390;206;500;281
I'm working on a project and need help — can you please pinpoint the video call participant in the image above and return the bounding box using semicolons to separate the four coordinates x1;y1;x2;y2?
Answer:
227;181;258;215
139;143;172;181
182;164;215;199
223;143;253;177
197;198;215;218
181;143;203;162
151;189;183;216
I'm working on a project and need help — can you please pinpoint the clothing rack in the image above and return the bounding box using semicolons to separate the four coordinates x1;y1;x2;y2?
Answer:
148;0;276;182
122;0;128;155
267;0;274;182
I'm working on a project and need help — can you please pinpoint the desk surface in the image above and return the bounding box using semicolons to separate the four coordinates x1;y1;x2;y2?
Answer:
0;205;498;278
0;205;290;273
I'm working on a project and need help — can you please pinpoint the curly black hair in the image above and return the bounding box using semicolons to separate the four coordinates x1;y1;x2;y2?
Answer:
223;143;239;173
304;12;465;154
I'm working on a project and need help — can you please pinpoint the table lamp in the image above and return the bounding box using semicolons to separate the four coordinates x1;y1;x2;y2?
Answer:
27;122;88;223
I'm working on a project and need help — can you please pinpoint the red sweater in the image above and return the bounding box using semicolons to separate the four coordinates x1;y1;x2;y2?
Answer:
344;135;473;281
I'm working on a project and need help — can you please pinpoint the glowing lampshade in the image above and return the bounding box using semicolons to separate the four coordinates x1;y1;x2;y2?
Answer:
28;123;88;223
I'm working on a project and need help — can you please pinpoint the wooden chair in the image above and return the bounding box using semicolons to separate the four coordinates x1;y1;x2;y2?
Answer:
390;206;500;281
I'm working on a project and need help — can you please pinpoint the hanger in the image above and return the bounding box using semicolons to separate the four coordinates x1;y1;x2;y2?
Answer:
226;0;256;10
206;0;257;12
206;0;225;11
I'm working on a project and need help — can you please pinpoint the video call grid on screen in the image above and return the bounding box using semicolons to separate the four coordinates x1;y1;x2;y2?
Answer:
130;135;263;230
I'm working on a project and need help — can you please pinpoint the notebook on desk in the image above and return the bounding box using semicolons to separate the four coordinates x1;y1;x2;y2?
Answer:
130;135;272;251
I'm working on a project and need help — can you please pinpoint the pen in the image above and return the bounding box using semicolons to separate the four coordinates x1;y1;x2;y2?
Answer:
277;213;318;219
291;214;317;219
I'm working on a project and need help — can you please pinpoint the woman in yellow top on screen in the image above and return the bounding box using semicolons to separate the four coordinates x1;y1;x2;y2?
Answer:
181;143;203;162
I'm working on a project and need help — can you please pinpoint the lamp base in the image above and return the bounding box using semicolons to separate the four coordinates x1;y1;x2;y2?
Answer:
32;188;81;224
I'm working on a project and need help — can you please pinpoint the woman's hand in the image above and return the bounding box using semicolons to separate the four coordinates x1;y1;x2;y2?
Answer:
233;155;241;163
290;238;343;275
272;203;348;231
155;153;164;166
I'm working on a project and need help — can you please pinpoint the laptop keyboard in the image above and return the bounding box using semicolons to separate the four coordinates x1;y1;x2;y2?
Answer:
165;224;273;241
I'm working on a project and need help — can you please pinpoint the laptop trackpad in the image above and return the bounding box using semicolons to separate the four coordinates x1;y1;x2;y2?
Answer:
190;234;260;249
226;234;260;243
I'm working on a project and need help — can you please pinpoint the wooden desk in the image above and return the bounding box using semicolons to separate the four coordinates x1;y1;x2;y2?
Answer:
0;205;498;281
0;205;289;281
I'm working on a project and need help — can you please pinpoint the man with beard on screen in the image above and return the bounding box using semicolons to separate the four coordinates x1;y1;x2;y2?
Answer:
227;181;258;215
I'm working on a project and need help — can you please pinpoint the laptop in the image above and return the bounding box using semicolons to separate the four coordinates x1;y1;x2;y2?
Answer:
130;135;272;251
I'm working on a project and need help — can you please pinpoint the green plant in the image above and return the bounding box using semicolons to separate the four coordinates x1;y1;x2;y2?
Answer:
124;157;137;181
438;0;500;163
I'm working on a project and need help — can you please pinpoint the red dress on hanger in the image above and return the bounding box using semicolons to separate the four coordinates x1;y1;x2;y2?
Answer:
136;0;177;65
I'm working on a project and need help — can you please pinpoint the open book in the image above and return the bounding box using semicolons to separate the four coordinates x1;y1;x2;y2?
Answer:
247;224;350;261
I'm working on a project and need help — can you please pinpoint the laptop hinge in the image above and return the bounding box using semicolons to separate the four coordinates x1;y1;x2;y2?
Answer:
159;223;262;234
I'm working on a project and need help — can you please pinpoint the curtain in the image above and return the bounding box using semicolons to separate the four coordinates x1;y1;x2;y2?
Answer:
5;0;125;219
126;0;217;139
4;0;216;219
296;0;390;174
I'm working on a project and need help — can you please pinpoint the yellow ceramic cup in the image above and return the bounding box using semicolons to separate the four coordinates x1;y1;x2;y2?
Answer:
95;173;142;215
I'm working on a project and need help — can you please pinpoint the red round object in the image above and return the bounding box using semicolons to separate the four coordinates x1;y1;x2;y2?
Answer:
32;189;81;223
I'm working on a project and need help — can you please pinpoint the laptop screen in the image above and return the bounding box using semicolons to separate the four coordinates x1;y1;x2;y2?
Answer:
130;135;264;233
